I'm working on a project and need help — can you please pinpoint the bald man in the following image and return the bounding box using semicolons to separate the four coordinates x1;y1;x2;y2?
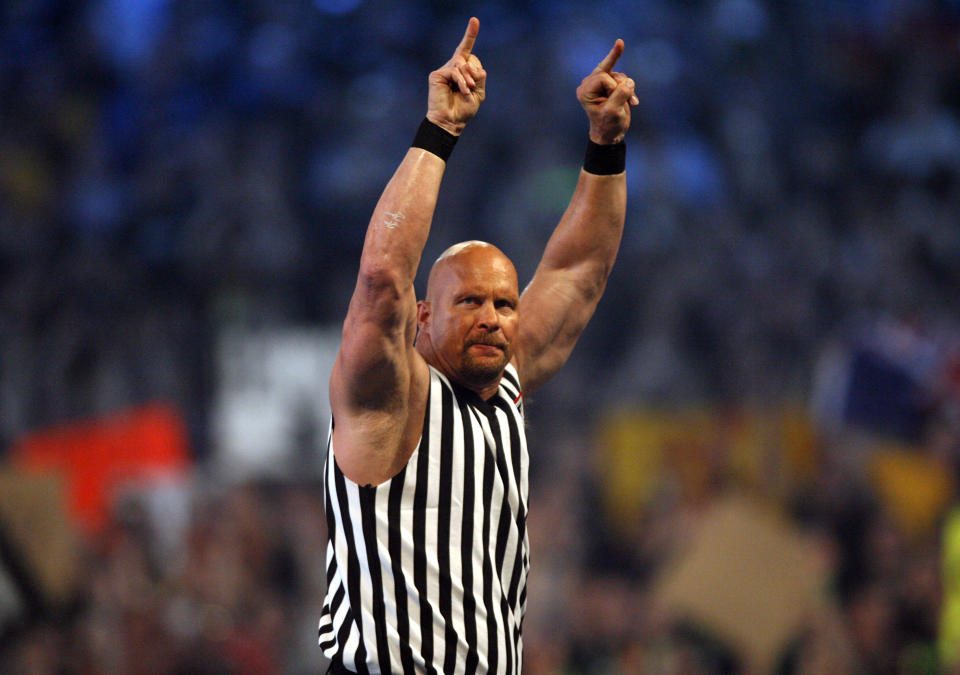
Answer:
319;17;636;674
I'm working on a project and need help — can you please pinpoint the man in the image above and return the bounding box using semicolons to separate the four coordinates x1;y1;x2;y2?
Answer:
319;17;636;674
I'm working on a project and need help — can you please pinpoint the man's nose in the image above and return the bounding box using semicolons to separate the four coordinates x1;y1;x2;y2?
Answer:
476;301;499;330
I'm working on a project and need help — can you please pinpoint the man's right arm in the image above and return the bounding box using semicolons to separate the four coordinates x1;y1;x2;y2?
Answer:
330;18;485;486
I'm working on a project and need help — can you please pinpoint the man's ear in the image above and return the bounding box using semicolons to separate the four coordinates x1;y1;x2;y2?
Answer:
414;301;430;347
416;300;431;327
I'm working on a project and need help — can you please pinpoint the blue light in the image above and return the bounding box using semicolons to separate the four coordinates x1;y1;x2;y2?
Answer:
314;0;363;16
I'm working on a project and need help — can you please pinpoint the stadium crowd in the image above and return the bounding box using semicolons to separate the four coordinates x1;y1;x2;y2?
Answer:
2;0;960;672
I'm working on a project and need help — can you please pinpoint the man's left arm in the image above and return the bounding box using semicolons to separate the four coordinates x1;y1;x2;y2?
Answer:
514;39;638;393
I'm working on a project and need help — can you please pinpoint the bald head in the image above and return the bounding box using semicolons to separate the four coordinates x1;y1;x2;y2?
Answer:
416;241;520;394
425;241;518;303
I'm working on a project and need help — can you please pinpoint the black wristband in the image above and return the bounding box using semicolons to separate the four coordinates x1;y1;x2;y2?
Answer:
412;118;458;161
583;140;626;175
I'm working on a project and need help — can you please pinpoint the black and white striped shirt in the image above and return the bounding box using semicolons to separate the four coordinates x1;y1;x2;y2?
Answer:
319;363;529;674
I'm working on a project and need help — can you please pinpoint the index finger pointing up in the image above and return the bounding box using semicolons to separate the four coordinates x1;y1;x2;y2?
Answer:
594;38;625;73
454;17;480;58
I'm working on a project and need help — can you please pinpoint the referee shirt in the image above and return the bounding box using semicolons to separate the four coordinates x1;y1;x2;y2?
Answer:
319;363;529;674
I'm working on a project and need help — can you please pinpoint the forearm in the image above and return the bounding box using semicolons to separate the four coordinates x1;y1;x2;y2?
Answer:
540;33;634;283
358;146;447;288
510;36;635;392
329;19;484;486
337;145;446;410
358;11;480;288
537;169;626;293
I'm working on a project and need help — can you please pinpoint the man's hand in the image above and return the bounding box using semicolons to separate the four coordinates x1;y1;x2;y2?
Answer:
426;17;486;136
577;39;639;145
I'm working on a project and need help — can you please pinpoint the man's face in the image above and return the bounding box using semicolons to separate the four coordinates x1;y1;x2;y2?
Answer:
420;245;519;389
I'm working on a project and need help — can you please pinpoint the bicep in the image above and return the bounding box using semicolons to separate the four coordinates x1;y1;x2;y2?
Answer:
331;271;420;413
514;264;606;393
329;268;433;487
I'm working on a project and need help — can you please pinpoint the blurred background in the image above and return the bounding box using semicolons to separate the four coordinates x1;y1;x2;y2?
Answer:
2;0;960;672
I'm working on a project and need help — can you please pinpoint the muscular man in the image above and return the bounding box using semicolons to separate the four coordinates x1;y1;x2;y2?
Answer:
319;17;636;674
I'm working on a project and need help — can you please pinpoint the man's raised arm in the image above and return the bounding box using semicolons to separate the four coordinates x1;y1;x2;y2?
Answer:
330;18;486;484
515;39;638;393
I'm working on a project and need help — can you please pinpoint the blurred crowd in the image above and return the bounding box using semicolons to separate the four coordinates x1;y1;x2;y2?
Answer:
2;0;960;672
